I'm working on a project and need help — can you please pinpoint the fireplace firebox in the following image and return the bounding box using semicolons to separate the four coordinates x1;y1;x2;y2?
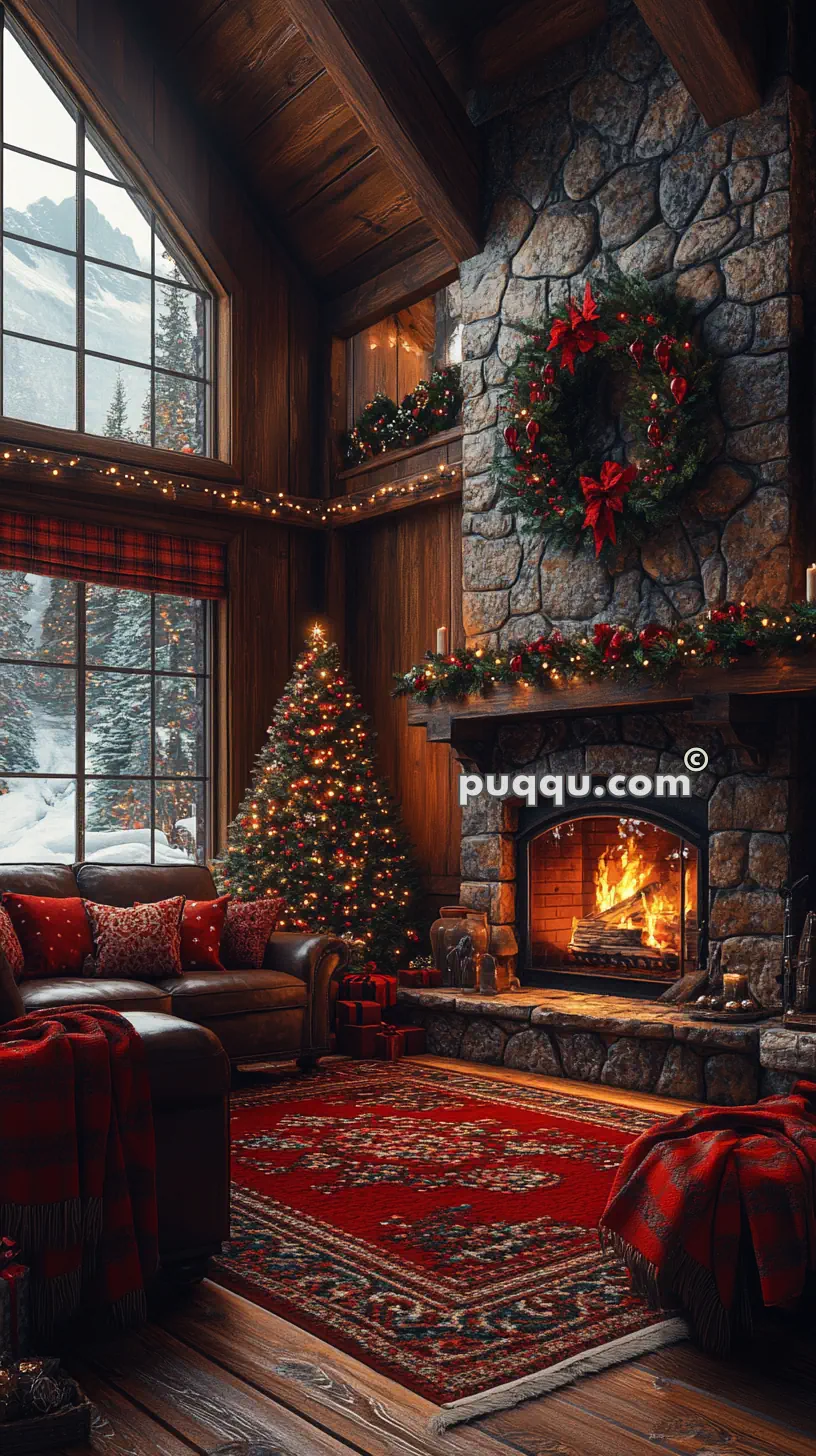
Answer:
518;803;706;993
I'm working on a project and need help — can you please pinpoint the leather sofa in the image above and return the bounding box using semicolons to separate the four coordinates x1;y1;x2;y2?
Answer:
0;862;349;1067
0;950;230;1278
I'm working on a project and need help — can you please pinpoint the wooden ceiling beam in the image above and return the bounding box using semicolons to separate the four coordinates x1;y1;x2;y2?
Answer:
326;239;458;336
470;0;607;87
279;0;482;261
631;0;764;126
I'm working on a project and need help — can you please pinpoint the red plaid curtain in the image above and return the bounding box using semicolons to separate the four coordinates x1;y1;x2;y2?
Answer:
0;511;227;599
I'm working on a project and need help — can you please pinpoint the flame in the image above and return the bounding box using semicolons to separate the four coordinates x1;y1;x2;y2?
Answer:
593;833;679;953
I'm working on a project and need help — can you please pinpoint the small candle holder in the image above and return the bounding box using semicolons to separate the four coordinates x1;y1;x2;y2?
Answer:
691;970;770;1022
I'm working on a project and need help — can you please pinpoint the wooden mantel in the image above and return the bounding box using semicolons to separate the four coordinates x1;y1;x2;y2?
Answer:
406;657;816;767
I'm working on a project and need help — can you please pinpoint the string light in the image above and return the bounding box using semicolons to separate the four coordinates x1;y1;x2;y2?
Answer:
0;441;460;530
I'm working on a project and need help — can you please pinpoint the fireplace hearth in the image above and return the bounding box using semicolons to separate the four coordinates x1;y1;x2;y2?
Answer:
525;813;700;984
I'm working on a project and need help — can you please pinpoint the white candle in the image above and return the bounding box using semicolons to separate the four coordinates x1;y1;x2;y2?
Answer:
436;626;449;655
808;565;816;604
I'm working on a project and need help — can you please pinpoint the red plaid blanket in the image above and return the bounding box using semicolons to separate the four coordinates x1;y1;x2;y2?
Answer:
0;1007;158;1340
599;1081;816;1353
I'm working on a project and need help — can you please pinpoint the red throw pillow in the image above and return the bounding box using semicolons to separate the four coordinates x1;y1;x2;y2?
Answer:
84;896;185;980
221;898;284;970
179;895;230;973
2;894;93;979
0;905;25;982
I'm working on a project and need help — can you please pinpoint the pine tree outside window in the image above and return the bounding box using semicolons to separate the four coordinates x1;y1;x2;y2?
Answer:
0;568;210;863
0;10;214;454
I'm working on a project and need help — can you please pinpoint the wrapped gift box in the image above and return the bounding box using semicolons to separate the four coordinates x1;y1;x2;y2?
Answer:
336;999;382;1027
0;1241;31;1364
340;973;398;1009
399;968;443;988
339;1024;379;1059
398;1024;426;1054
374;1027;404;1061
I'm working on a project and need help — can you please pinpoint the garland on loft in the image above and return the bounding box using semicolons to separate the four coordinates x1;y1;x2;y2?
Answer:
495;270;714;559
342;365;463;467
394;604;816;705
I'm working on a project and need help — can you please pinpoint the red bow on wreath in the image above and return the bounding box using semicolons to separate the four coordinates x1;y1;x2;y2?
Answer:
548;282;609;374
580;461;637;555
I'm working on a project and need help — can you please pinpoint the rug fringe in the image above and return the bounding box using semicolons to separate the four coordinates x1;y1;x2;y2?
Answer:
429;1317;689;1433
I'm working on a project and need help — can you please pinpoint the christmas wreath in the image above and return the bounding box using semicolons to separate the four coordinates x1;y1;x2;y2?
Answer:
496;270;714;560
343;365;462;467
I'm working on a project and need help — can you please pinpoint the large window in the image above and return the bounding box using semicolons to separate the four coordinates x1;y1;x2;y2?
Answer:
0;12;213;453
0;569;210;863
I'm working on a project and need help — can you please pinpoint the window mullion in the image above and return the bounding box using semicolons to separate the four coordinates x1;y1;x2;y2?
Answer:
150;594;156;863
0;12;6;420
76;112;85;433
76;580;86;862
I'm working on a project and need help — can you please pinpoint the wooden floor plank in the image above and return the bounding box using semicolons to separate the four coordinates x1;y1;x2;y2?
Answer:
62;1366;197;1455
158;1281;525;1456
71;1324;361;1455
475;1383;684;1456
557;1360;816;1456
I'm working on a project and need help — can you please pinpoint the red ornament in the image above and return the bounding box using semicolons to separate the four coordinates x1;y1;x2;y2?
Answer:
542;363;556;386
504;425;519;450
529;384;542;404
628;339;644;370
638;623;670;650
509;655;523;672
526;418;540;445
579;461;637;556
654;335;674;373
670;375;689;405
547;281;609;374
647;420;663;447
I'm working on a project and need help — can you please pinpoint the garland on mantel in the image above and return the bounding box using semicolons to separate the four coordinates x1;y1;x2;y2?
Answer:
393;603;816;705
495;270;714;560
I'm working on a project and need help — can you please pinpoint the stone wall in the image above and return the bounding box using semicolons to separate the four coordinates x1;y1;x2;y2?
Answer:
460;0;796;650
459;707;797;1007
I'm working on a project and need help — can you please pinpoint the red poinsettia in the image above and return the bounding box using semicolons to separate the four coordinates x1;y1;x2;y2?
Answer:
580;461;637;555
638;624;671;650
593;623;632;663
547;282;609;374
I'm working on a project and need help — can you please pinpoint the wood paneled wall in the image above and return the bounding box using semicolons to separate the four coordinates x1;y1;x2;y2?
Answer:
331;498;463;932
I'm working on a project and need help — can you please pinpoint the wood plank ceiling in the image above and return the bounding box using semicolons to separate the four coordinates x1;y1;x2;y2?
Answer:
145;0;767;335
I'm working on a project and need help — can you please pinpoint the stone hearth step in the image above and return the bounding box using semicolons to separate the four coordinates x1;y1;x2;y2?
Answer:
396;986;795;1105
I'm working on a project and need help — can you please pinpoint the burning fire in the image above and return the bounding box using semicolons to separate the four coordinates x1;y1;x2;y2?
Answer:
592;834;678;953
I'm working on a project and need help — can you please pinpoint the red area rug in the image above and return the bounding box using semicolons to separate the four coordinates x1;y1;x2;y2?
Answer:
213;1060;686;1427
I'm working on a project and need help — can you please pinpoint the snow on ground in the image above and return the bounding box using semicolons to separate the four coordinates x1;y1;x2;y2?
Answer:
0;778;196;863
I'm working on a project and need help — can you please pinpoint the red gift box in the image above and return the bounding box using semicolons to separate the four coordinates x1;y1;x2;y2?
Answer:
399;968;443;988
0;1237;31;1362
340;972;398;1009
337;999;382;1027
374;1026;404;1061
399;1024;426;1054
339;1024;379;1059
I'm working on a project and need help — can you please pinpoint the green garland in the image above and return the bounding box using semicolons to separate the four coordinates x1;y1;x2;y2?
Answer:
343;365;462;467
495;269;714;561
394;603;816;705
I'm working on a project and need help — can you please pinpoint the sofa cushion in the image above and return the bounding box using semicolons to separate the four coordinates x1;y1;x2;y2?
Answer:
0;865;79;899
0;906;24;980
221;898;284;969
179;895;230;973
159;968;307;1021
84;896;185;979
121;1010;230;1106
0;952;24;1024
3;893;94;978
20;977;172;1015
75;862;216;907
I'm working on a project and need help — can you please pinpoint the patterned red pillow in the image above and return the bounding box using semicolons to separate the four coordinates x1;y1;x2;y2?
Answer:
221;898;284;970
2;894;93;979
179;895;230;973
83;896;185;980
0;906;25;982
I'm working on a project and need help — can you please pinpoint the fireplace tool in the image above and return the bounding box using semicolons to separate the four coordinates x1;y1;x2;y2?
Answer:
779;875;810;1022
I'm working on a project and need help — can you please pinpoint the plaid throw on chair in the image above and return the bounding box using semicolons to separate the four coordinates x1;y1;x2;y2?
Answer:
600;1081;816;1354
0;1007;158;1339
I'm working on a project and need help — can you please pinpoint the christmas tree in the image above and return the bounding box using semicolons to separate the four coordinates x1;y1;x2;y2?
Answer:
214;627;420;967
103;367;132;443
